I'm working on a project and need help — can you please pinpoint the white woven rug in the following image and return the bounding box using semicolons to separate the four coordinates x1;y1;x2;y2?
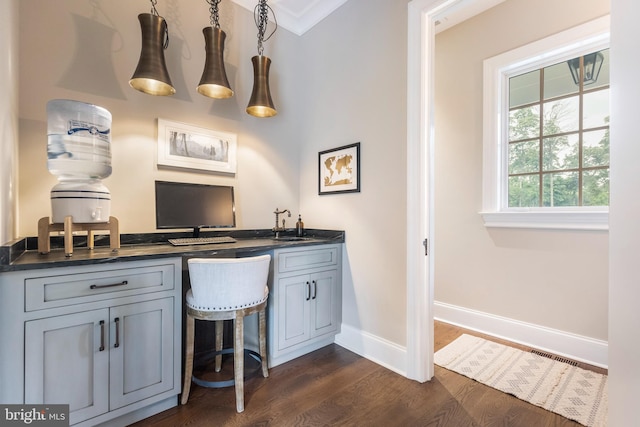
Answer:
434;334;608;427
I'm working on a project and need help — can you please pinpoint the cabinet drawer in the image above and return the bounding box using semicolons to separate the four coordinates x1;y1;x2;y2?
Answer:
277;246;339;273
25;262;176;312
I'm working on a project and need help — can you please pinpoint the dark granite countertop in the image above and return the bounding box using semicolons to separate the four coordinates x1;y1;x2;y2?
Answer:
0;229;344;272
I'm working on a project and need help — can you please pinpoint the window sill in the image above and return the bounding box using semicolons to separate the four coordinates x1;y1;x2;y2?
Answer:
479;210;608;231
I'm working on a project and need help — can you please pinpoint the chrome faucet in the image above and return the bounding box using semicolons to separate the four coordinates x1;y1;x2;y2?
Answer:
273;208;291;237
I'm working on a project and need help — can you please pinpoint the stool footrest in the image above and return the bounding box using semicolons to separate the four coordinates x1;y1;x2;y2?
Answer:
192;348;263;389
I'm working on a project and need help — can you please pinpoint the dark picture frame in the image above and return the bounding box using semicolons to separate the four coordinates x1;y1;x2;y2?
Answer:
318;142;361;195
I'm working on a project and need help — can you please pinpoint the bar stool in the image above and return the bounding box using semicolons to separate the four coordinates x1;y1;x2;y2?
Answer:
181;255;271;412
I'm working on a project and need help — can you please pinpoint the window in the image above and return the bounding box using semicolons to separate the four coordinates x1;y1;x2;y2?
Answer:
508;49;609;208
481;16;610;230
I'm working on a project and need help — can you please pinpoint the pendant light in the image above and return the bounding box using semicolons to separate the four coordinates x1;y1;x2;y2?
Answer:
246;0;277;118
129;0;175;96
198;0;233;99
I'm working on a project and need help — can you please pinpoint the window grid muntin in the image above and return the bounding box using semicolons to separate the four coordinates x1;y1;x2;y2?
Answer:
507;52;609;208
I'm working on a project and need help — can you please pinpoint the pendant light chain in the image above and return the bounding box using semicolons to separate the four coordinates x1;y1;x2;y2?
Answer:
148;0;169;49
150;0;159;15
254;0;277;55
206;0;221;29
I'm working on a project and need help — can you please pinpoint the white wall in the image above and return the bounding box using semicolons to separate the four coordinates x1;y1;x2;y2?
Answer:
297;0;409;348
0;0;19;245
433;0;610;350
17;0;302;236
608;0;640;423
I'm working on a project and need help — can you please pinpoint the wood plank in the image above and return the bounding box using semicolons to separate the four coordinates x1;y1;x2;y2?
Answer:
131;321;601;426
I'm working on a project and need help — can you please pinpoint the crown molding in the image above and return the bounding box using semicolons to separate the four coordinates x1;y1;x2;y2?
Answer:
231;0;350;36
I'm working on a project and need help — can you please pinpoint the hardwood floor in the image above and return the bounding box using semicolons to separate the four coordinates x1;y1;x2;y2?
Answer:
132;321;606;427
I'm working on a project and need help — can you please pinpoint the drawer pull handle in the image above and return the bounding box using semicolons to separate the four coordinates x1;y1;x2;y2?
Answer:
90;280;129;290
312;280;317;300
99;320;105;351
114;317;120;348
305;281;311;301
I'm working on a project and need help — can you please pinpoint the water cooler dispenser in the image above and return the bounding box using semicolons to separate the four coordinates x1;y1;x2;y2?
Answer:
38;99;120;256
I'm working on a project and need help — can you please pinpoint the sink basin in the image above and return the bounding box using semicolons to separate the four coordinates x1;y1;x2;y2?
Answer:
272;236;311;242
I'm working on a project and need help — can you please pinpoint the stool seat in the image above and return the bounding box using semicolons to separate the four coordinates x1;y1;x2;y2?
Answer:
181;255;271;413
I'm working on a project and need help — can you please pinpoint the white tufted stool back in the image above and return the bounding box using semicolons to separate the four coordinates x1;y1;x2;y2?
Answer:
181;254;271;413
186;256;270;311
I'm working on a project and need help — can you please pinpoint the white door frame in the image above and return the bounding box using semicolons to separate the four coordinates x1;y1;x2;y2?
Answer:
406;0;480;382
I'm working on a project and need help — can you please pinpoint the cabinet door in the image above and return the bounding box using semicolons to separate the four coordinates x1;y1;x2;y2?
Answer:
25;309;110;426
109;298;175;410
310;269;340;338
277;274;311;350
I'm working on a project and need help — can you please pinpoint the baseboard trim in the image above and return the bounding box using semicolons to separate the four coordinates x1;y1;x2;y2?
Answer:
335;324;407;376
434;301;608;369
269;335;336;368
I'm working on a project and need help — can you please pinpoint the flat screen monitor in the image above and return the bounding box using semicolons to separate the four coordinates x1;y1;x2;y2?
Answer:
155;181;236;237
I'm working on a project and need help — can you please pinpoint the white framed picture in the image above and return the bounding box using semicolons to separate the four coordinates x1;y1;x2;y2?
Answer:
157;118;237;174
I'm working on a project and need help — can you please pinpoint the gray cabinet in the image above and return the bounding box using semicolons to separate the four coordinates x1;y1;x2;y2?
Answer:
109;298;175;410
269;244;342;367
0;258;181;427
25;309;110;424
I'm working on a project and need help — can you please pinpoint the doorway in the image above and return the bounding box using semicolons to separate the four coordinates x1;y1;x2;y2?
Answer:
406;0;488;382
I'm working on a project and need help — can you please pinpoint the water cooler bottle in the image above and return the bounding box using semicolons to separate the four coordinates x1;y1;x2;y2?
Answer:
47;99;112;223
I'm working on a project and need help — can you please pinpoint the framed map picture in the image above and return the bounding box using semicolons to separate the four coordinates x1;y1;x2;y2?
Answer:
318;142;360;195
